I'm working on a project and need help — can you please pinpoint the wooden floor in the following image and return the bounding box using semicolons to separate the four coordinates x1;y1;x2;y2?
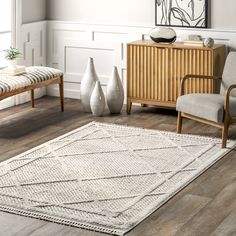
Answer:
0;96;236;236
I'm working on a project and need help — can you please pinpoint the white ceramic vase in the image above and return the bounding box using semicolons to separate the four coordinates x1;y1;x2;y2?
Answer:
90;81;105;116
8;60;17;68
106;66;124;114
80;57;98;112
149;27;176;43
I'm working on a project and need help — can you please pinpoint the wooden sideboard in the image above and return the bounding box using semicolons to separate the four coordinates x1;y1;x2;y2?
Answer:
127;40;227;113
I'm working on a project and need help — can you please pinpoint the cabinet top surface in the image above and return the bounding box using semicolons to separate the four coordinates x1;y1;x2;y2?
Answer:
128;40;225;50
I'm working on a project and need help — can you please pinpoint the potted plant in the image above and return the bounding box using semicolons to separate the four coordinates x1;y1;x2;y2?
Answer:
2;46;21;68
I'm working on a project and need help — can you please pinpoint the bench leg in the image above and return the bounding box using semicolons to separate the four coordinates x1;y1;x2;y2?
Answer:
30;89;35;108
59;76;64;112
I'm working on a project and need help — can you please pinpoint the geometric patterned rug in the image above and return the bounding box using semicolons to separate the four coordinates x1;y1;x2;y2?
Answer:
0;122;235;236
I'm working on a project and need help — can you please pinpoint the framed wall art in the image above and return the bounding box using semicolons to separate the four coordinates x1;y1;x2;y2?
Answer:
155;0;208;28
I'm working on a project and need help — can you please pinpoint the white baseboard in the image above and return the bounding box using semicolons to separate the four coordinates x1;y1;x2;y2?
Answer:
47;86;80;99
15;88;46;105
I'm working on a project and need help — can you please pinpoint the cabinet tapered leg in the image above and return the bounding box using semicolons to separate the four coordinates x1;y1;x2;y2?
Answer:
127;100;132;114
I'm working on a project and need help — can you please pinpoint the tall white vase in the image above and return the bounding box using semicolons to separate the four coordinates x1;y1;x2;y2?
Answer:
106;66;124;114
90;81;105;116
80;57;98;112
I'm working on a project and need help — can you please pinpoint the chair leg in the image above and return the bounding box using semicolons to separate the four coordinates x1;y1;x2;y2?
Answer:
59;76;64;112
222;119;230;148
177;112;183;133
30;89;35;108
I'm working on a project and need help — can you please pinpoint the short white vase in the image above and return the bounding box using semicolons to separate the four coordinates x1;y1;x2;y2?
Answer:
90;81;105;116
106;66;124;114
8;60;17;68
80;57;98;112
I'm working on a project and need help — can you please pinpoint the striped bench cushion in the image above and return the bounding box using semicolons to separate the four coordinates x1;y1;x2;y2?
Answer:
0;66;63;95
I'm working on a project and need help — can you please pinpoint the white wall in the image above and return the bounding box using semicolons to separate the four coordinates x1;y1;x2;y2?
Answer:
46;0;236;30
22;0;46;24
211;0;236;30
46;0;155;27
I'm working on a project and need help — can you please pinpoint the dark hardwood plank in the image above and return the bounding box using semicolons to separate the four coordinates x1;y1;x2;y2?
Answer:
0;96;236;236
0;212;47;236
174;181;236;236
129;194;211;236
211;209;236;236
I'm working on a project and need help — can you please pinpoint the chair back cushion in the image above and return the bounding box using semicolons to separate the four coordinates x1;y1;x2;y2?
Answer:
220;51;236;96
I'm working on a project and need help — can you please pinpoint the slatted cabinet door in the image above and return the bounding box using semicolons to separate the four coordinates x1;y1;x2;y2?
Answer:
128;45;169;102
127;40;226;113
170;47;214;101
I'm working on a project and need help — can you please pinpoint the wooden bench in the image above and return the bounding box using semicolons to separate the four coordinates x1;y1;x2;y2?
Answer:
0;66;64;111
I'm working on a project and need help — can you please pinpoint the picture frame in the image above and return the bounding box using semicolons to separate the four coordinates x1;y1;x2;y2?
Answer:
155;0;208;28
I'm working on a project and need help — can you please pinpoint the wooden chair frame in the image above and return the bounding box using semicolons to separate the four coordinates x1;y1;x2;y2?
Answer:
177;74;236;148
0;75;64;112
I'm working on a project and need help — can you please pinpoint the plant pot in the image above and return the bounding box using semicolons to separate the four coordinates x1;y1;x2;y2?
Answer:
8;60;17;68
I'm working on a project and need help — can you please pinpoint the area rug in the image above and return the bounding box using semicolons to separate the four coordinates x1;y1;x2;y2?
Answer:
0;122;235;235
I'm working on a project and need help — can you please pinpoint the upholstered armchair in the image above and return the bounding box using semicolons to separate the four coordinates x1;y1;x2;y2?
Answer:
176;51;236;148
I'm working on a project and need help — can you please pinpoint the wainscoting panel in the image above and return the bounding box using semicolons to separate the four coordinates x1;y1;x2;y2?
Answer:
17;21;47;67
15;21;47;106
46;22;147;99
46;21;236;100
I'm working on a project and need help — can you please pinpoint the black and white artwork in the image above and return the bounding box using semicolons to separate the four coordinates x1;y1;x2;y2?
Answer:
155;0;207;28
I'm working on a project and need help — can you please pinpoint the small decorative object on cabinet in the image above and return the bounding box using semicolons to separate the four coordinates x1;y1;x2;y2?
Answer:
188;34;202;41
106;66;124;114
204;37;214;48
90;81;105;117
150;27;176;43
80;57;98;112
127;40;226;113
183;40;204;47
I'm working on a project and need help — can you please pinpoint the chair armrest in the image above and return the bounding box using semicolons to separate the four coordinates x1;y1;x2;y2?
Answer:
180;74;222;96
224;84;236;112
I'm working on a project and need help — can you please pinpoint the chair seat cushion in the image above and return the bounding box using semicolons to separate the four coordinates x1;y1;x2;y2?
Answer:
0;66;63;95
176;93;236;123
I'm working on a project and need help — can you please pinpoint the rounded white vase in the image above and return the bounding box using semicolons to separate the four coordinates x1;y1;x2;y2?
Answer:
106;66;124;114
149;27;176;44
80;57;98;112
90;81;105;117
8;60;17;68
